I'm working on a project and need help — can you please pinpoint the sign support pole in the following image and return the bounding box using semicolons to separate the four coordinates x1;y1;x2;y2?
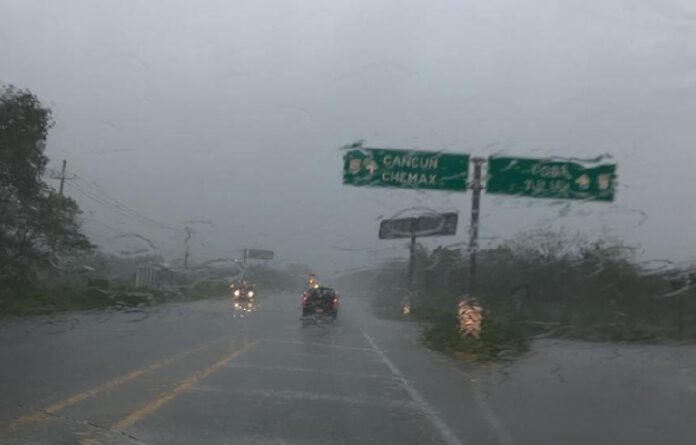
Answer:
242;249;247;265
468;158;484;294
408;228;416;289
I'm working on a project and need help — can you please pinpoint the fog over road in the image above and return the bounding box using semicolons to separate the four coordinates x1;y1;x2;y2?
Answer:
1;293;694;444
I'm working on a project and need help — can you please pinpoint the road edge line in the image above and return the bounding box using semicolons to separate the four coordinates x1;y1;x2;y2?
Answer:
449;365;518;445
362;331;464;445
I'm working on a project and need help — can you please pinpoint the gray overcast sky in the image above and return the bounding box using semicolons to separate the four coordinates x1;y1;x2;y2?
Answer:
3;0;696;274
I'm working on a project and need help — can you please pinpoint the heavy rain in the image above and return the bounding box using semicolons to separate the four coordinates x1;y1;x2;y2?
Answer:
1;1;696;444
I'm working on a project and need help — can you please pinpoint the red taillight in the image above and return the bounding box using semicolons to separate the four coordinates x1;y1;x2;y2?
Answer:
333;297;339;304
302;292;307;303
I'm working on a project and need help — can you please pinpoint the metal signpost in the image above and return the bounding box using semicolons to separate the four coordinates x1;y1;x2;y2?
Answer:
343;147;469;192
243;249;274;264
468;158;484;293
379;213;459;287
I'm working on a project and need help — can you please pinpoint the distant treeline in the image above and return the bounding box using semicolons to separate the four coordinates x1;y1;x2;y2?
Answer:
0;251;307;316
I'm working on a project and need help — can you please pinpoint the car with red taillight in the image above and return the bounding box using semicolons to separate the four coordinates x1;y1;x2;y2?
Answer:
302;287;339;319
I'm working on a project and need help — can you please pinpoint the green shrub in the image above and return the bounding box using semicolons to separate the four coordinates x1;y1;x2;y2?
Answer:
422;304;530;361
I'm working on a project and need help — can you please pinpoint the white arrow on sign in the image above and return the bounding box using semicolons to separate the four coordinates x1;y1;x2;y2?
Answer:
365;160;378;174
575;174;590;189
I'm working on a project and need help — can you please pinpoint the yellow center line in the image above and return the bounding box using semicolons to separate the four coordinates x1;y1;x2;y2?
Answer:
0;336;228;438
113;339;261;431
78;434;113;445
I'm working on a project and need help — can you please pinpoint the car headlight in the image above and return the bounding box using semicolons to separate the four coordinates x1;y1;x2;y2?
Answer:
248;291;254;297
234;302;241;309
234;290;240;296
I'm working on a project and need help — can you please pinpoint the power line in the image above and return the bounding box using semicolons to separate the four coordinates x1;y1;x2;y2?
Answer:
69;186;192;255
69;183;155;228
84;217;124;234
67;181;179;234
65;173;238;264
71;176;179;232
81;223;187;253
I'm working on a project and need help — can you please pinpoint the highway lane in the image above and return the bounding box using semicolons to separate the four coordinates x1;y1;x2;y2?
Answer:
0;293;498;444
2;291;695;444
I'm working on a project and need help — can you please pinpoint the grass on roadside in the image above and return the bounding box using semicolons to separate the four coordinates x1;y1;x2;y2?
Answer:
416;304;531;361
369;290;531;362
0;279;230;317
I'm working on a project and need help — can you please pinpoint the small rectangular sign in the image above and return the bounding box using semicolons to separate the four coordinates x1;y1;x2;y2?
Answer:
343;148;469;192
245;249;274;260
379;213;458;239
486;157;616;201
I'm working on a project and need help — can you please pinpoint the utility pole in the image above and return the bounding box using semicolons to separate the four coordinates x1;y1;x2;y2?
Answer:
51;159;75;196
468;157;484;294
183;226;193;268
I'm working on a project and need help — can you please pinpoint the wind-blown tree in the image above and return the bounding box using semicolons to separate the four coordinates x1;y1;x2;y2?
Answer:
0;85;92;281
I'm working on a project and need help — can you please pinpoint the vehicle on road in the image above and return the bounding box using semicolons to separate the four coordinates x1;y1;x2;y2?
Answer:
230;279;256;301
301;286;339;319
233;297;256;317
305;273;320;290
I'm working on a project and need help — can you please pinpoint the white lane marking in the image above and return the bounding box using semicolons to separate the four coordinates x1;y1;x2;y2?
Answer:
262;349;385;363
189;387;419;410
452;366;517;445
262;339;374;352
473;385;517;445
362;332;465;445
226;363;400;382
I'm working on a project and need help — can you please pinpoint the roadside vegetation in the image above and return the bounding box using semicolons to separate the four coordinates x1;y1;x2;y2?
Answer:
0;249;307;317
0;255;231;317
343;227;696;361
0;84;305;318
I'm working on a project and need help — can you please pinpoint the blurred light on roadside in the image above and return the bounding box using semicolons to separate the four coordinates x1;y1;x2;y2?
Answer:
458;297;482;338
402;293;411;316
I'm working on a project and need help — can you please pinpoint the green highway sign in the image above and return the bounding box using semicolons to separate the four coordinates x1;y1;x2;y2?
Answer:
487;157;617;201
343;147;469;192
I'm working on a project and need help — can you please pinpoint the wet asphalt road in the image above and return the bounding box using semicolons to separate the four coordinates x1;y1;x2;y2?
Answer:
0;292;695;444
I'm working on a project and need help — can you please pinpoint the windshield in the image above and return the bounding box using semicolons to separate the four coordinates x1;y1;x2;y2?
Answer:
1;1;695;445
